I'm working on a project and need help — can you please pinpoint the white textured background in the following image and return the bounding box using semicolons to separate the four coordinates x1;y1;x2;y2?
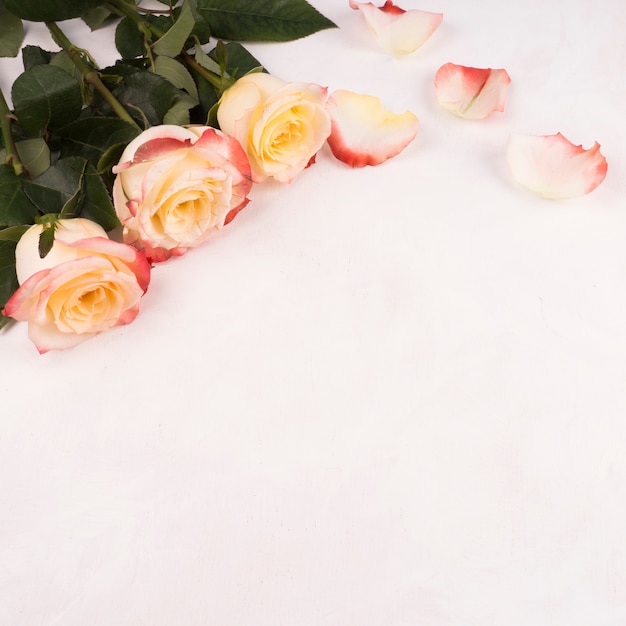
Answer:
2;1;626;624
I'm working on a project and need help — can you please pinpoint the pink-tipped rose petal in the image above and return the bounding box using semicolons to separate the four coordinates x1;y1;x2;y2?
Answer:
434;63;511;120
327;89;419;167
349;0;442;56
506;133;608;199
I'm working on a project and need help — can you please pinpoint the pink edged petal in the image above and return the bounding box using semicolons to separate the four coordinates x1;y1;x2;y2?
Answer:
69;237;152;292
193;127;253;184
28;321;98;354
112;175;133;223
350;0;443;56
113;125;199;172
132;137;192;164
434;63;511;120
506;133;608;199
124;236;186;264
224;197;251;226
326;89;419;167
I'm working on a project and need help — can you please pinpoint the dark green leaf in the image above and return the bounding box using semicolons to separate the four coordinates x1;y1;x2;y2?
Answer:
21;45;53;70
0;225;30;242
0;4;24;58
0;240;18;329
56;117;140;168
115;14;172;59
12;64;83;134
50;50;83;82
22;157;86;216
82;4;115;30
22;157;119;232
97;143;128;176
208;41;266;79
195;0;336;42
80;162;120;231
0;164;38;226
59;161;88;218
103;64;182;126
188;0;211;44
193;73;220;125
115;16;147;59
1;0;109;22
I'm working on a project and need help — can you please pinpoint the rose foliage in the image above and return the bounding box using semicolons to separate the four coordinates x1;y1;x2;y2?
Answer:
0;0;338;337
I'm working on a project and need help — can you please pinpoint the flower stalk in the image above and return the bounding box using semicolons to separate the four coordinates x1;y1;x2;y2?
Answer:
45;21;141;130
0;87;25;177
106;0;227;92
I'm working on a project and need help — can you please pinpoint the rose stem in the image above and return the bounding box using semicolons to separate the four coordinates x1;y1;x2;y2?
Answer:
106;0;228;92
0;88;25;177
45;21;141;131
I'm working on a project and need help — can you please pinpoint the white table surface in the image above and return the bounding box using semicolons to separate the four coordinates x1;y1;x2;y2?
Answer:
2;1;626;624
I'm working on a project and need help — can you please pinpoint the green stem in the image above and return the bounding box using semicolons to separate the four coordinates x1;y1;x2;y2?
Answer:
107;0;165;38
106;0;226;91
0;88;25;177
45;21;141;130
181;51;230;91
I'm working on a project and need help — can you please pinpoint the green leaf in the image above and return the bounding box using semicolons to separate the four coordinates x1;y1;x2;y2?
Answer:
0;4;24;58
163;94;196;125
0;138;51;179
21;157;119;232
104;64;183;126
11;64;83;134
82;4;115;30
0;164;38;227
154;55;199;103
153;0;195;57
194;74;220;125
208;41;266;79
193;41;222;75
0;225;29;242
80;161;120;231
1;0;109;22
0;239;18;329
115;16;148;59
187;0;211;45
56;117;140;168
59;161;88;219
97;143;128;176
22;157;86;216
195;0;336;42
116;13;196;59
21;45;53;70
50;50;83;82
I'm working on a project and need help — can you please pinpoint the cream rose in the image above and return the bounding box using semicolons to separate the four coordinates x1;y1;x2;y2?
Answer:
217;73;331;183
112;125;252;263
2;218;151;353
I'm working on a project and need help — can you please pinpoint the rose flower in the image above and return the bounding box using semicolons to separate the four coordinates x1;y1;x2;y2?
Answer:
217;73;331;183
3;218;151;353
113;125;252;263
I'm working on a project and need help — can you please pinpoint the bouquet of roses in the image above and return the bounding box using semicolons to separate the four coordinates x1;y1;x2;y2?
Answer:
0;0;423;352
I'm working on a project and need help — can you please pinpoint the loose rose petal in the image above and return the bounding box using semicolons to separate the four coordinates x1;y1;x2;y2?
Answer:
506;133;608;199
434;63;511;120
326;89;419;167
349;0;443;56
